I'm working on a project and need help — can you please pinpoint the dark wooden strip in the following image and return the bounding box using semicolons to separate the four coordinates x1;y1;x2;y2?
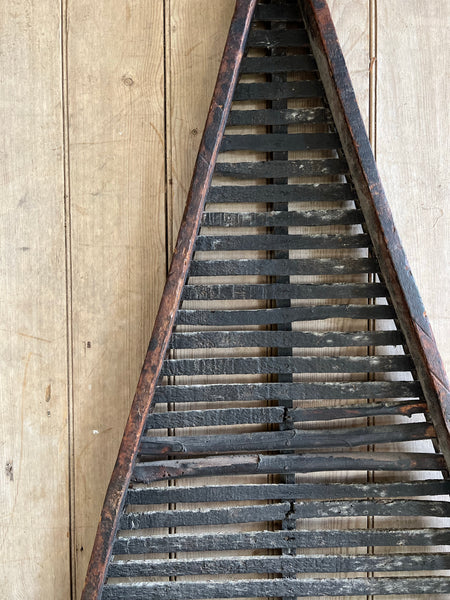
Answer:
207;182;355;202
176;304;394;327
294;499;450;519
195;233;369;251
146;399;426;430
248;28;309;48
161;354;412;377
133;452;445;483
127;479;450;505
215;158;347;178
181;282;388;301
221;132;340;152
103;577;450;599
147;406;285;429
114;526;450;555
240;55;316;74
80;2;259;597
201;208;364;228
139;423;433;456
154;381;422;403
108;552;450;578
227;107;330;126
169;329;400;349
233;80;323;101
290;399;427;422
189;257;378;276
120;502;290;530
254;5;301;21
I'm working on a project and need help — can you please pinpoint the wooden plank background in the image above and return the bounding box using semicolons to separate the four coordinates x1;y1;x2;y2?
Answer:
0;1;448;598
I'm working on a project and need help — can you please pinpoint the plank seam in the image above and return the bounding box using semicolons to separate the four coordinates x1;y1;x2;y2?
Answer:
60;0;75;597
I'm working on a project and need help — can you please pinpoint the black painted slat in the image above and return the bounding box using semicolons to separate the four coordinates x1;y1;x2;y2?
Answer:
121;499;449;532
147;406;285;429
248;28;309;48
233;80;323;101
240;55;316;74
214;158;347;178
289;398;427;422
175;304;395;326
161;354;411;377
254;5;301;21
120;502;290;530
103;576;450;599
114;527;450;554
207;183;355;202
227;107;329;126
181;282;388;301
108;552;450;578
126;479;450;505
133;452;445;483
220;132;340;152
139;423;433;456
154;381;422;403
189;257;378;276
146;399;426;430
201;209;364;228
169;329;400;349
195;233;369;251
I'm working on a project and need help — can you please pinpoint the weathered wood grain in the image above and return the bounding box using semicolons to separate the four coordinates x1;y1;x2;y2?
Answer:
114;526;450;554
0;1;70;597
126;479;450;505
67;0;166;594
109;552;450;577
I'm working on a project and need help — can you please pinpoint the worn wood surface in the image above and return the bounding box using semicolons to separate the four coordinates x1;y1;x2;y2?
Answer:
0;1;449;599
0;1;70;597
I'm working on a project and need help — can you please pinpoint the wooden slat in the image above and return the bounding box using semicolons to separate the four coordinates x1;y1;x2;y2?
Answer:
133;452;445;484
147;406;285;429
146;399;426;430
121;499;450;532
195;233;369;251
126;479;450;505
254;4;301;21
189;257;378;276
201;208;364;228
154;380;422;403
214;158;347;178
175;304;395;326
240;55;316;73
161;354;412;377
140;423;433;456
221;132;339;152
109;552;450;578
227;107;330;125
248;28;309;48
169;329;400;349
102;577;450;599
121;502;290;530
233;80;324;101
207;183;355;202
114;527;450;554
181;282;388;301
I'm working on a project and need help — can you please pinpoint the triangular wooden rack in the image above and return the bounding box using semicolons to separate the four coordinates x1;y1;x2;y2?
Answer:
82;0;450;598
